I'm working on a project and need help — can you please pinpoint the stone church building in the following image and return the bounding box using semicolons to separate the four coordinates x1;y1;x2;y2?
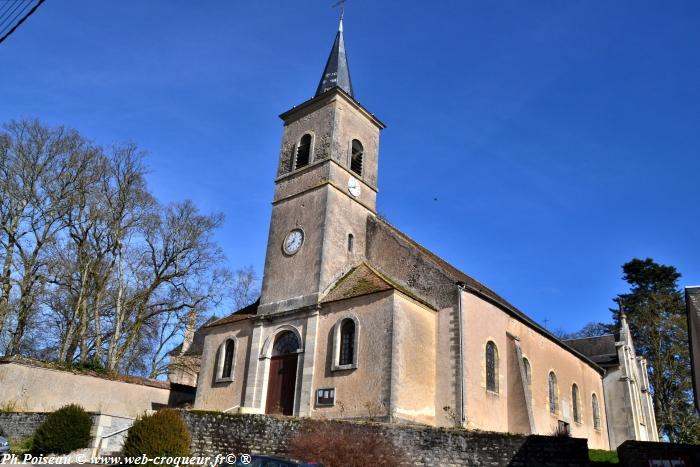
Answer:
182;19;658;451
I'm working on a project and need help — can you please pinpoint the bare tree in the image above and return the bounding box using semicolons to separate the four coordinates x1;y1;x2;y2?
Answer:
106;201;228;372
0;120;97;355
0;119;236;381
231;265;259;310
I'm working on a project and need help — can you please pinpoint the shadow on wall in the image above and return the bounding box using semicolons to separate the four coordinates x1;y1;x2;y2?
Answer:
166;383;196;407
508;435;589;466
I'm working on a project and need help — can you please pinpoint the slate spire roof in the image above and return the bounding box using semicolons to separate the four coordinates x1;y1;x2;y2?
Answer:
315;16;354;97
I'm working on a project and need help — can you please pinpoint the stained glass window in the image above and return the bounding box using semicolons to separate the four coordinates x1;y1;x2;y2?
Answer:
486;341;498;392
549;372;558;414
572;384;581;423
592;393;601;429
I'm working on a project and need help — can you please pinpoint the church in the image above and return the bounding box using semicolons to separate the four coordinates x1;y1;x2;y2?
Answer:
182;18;657;451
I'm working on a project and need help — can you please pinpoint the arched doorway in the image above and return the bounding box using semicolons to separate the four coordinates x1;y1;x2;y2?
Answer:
265;331;300;415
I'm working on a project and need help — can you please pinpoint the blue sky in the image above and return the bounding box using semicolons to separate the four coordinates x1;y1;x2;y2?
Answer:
2;1;699;333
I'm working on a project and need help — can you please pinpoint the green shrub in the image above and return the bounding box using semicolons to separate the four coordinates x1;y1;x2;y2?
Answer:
122;409;191;464
31;404;92;454
589;449;619;464
71;358;108;375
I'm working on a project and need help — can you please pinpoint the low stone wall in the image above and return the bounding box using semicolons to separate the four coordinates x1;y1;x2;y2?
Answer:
0;411;134;455
617;440;700;467
0;412;48;440
183;412;589;467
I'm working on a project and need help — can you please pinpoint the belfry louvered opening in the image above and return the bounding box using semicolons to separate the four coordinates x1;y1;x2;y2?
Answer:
350;139;363;175
295;134;312;169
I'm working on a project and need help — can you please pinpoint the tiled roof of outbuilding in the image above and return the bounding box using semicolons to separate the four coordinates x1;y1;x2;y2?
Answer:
204;299;259;328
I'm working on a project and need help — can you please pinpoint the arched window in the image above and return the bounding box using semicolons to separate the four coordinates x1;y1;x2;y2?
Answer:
572;384;581;423
523;357;532;387
339;319;356;366
217;338;236;381
347;233;354;253
592;393;601;430
485;341;498;393
548;372;558;414
295;134;312;169
273;331;300;356
350;139;363;175
332;317;359;371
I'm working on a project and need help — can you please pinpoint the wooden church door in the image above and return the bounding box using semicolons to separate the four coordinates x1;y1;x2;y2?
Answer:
265;331;300;416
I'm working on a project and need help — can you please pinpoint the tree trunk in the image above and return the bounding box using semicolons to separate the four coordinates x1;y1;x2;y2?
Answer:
0;216;20;335
6;263;35;355
92;284;104;364
0;241;14;335
78;297;88;364
58;260;91;362
107;250;124;371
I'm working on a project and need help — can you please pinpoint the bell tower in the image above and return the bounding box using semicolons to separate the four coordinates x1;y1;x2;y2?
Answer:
258;17;385;315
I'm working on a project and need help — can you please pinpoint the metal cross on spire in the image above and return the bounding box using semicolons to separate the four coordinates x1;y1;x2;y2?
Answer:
332;0;347;22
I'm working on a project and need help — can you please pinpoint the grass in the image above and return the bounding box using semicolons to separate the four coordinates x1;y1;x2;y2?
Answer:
0;400;25;413
9;435;33;455
589;449;619;465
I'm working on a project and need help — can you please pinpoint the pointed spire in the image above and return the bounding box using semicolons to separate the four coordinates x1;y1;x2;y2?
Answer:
618;301;631;341
315;16;354;97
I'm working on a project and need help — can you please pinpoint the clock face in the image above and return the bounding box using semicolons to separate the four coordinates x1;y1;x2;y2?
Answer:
348;177;361;198
283;229;304;255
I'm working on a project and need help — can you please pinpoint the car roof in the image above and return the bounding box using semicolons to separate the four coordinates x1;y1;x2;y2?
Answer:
252;455;319;465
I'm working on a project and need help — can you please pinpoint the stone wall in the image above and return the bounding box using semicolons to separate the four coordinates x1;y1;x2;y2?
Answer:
617;440;700;467
183;412;590;467
0;412;48;440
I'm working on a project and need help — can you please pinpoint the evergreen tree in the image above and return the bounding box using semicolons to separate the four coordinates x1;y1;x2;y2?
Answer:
615;258;699;443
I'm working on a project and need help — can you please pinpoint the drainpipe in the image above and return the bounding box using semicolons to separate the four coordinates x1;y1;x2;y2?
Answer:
456;281;466;425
